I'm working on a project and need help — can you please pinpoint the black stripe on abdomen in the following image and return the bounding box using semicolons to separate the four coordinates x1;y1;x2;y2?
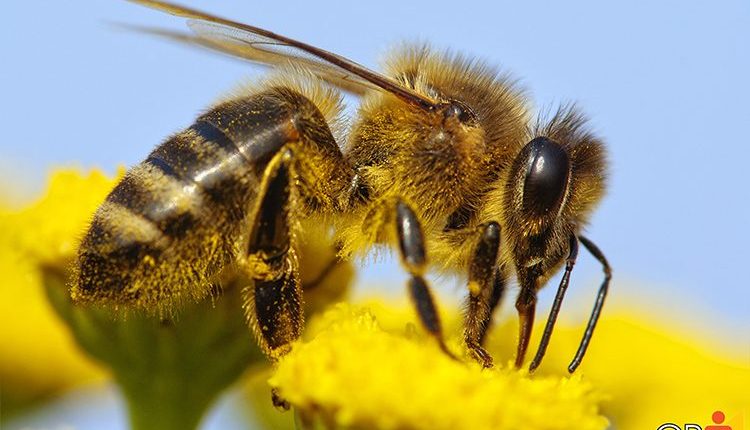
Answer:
198;91;298;166
189;120;241;158
149;123;251;210
106;89;312;243
106;168;199;239
144;154;181;180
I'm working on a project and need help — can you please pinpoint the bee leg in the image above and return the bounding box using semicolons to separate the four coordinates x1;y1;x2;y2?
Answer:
395;201;457;360
529;234;579;372
464;222;501;368
242;150;303;363
514;269;539;368
478;268;507;347
568;236;611;373
240;151;301;410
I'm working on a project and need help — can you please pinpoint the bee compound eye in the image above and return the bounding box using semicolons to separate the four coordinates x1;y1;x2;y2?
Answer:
522;137;571;217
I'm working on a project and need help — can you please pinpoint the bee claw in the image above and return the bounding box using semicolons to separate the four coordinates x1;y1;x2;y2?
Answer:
467;343;494;368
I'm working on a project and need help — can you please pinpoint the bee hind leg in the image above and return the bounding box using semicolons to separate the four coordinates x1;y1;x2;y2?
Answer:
394;201;457;360
240;150;302;409
463;222;503;368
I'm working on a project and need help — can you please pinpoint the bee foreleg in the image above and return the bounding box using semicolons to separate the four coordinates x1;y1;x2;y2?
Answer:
514;269;539;368
529;234;578;372
241;150;303;365
395;201;457;360
568;236;611;373
463;222;502;368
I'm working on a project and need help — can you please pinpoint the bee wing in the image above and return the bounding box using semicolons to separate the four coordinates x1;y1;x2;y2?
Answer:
188;20;378;96
128;0;437;110
121;24;373;96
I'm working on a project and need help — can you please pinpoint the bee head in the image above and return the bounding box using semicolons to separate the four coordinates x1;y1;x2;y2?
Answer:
503;106;607;271
504;135;574;272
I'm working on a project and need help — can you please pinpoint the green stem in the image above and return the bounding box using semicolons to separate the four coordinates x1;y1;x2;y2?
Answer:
119;374;213;430
42;268;262;430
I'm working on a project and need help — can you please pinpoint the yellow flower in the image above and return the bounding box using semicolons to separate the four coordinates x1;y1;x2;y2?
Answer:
267;299;749;430
0;169;116;415
5;168;747;430
524;308;750;429
270;303;608;430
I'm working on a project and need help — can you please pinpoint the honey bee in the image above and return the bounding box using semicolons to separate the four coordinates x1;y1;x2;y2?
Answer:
74;0;611;380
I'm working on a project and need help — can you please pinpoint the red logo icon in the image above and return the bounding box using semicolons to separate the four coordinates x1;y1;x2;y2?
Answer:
657;410;741;430
706;411;732;430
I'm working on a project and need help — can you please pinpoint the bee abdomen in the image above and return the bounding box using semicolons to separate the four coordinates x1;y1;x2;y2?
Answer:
74;88;313;307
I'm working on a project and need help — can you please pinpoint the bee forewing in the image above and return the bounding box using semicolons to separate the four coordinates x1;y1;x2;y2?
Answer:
129;0;438;109
186;20;378;95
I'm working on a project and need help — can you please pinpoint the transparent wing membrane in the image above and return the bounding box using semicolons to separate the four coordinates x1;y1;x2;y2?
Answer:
187;20;378;95
128;0;437;109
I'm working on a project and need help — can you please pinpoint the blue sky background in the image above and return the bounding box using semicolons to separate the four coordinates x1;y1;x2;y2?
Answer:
3;0;749;427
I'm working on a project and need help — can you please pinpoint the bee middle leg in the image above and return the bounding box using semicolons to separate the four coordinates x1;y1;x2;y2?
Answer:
463;222;502;368
394;201;457;359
